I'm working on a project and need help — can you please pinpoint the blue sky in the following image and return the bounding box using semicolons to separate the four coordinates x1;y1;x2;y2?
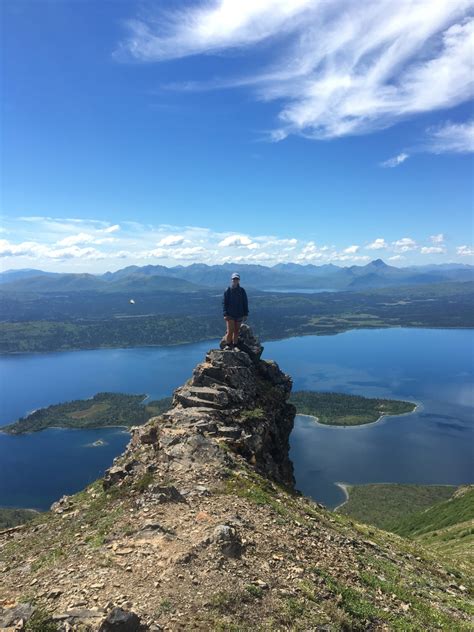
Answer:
1;0;473;272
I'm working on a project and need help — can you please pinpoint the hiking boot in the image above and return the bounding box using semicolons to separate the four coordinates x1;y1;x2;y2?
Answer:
223;343;233;351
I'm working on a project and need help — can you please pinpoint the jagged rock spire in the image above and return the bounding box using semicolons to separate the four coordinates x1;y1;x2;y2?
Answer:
104;324;296;490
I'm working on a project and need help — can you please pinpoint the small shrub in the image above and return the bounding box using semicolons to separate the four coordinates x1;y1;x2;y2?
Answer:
134;471;154;492
25;608;58;632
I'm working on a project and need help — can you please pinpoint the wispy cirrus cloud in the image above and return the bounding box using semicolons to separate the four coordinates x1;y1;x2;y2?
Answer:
423;119;474;154
115;0;474;142
380;118;474;166
380;153;410;168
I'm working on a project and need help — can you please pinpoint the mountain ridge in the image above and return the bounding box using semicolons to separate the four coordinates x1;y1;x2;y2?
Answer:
1;260;473;293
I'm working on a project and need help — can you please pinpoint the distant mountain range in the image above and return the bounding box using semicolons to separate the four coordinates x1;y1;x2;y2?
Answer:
0;259;472;293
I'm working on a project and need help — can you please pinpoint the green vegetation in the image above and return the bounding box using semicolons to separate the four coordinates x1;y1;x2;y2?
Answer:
390;486;474;572
0;280;472;353
0;507;39;529
1;392;172;434
133;470;155;493
2;465;472;630
24;608;58;632
212;467;472;630
290;390;416;425
391;485;474;537
336;483;457;529
337;484;474;574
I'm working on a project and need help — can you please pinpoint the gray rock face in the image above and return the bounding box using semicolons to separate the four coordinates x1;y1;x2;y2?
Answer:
99;607;146;631
104;324;296;491
0;602;35;628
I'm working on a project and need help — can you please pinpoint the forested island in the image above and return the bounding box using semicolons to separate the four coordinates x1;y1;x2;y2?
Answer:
1;392;172;435
2;389;416;434
289;390;416;425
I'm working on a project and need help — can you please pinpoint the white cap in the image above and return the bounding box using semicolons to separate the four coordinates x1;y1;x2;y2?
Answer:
231;272;240;279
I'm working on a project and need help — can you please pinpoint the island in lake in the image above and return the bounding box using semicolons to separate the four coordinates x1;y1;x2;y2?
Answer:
2;390;417;434
1;392;172;435
289;390;417;425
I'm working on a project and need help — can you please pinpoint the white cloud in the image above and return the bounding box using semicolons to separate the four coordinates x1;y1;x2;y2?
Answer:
0;238;105;260
380;153;409;168
2;215;470;270
103;224;121;233
218;234;259;249
147;245;207;259
156;234;186;246
457;245;474;256
388;254;405;261
366;238;388;250
56;232;96;247
420;246;446;254
56;233;117;247
423;119;474;154
392;237;417;252
331;254;370;263
116;1;474;141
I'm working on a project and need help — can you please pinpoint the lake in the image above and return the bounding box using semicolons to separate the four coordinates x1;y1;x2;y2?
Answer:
1;327;473;510
261;288;338;293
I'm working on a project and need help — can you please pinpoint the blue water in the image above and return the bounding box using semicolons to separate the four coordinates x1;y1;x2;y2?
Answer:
261;288;338;293
0;328;473;510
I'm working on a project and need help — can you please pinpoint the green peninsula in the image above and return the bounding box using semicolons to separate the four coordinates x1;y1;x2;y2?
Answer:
290;390;416;425
1;392;172;435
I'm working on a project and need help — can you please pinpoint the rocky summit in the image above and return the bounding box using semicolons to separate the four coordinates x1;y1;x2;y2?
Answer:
0;325;472;631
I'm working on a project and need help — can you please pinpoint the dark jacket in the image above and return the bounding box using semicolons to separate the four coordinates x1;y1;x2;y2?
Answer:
223;285;249;319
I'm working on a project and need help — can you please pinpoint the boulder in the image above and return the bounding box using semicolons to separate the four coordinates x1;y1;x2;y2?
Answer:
212;524;243;558
99;607;146;631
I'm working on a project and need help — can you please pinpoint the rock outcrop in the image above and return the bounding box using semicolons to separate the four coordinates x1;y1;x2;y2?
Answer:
103;324;296;494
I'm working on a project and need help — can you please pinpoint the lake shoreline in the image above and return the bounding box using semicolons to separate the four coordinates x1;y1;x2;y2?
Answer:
333;483;351;511
1;324;473;356
297;401;421;429
0;423;133;436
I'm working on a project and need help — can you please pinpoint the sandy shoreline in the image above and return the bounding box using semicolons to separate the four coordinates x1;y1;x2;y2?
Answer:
0;424;132;436
333;482;351;511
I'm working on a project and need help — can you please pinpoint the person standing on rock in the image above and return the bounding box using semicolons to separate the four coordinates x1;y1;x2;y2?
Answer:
222;272;249;350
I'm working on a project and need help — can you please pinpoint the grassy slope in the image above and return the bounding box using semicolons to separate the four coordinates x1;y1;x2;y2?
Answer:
1;469;472;631
390;486;474;572
337;484;474;573
0;507;38;529
336;484;457;529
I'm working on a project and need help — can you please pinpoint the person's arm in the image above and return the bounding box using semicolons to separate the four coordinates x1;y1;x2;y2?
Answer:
223;288;229;317
242;288;249;317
